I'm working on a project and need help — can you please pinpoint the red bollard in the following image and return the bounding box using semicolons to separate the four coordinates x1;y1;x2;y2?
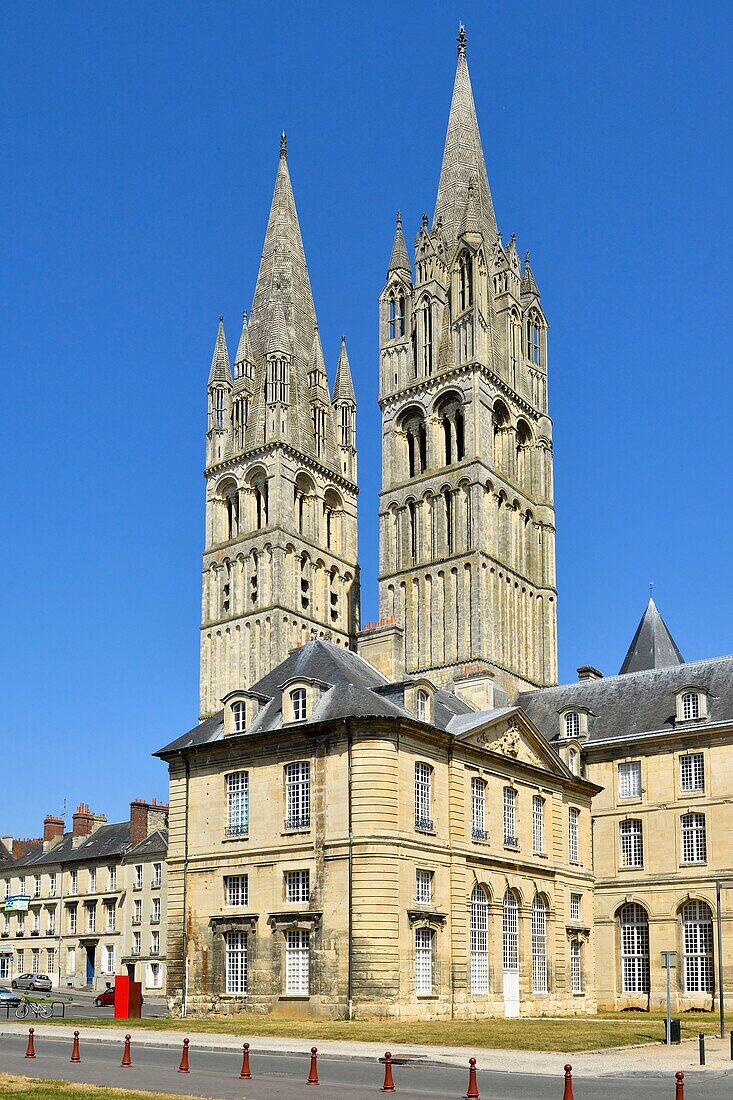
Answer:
121;1033;132;1067
563;1063;574;1100
307;1045;319;1085
25;1027;36;1059
240;1041;252;1080
70;1030;81;1063
675;1071;685;1100
178;1037;190;1073
465;1056;480;1100
381;1050;396;1092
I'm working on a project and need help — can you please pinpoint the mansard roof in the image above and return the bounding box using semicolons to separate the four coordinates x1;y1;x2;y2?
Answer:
619;596;684;674
518;654;733;747
433;27;497;248
3;821;132;871
124;828;168;861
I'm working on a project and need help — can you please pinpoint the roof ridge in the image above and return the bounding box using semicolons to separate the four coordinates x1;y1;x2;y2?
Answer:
521;652;733;698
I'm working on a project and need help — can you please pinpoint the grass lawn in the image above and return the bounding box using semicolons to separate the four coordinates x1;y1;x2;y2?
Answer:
42;1011;732;1052
0;1075;205;1100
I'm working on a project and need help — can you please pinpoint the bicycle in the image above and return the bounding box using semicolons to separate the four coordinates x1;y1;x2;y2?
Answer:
15;998;52;1020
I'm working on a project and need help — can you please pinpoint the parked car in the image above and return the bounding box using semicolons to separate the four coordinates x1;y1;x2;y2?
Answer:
0;988;21;1006
11;973;52;992
94;987;115;1007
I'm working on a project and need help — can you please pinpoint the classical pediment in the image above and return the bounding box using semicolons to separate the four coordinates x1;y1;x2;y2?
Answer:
457;709;571;778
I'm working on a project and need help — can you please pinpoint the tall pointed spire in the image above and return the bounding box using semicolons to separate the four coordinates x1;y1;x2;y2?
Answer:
333;336;356;402
433;25;497;246
234;310;251;366
388;210;411;276
208;315;231;385
267;291;291;356
308;324;330;399
619;597;684;675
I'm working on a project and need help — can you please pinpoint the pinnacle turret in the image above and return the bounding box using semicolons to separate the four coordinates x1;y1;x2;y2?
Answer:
388;211;411;276
208;315;231;386
267;291;291;357
333;336;356;402
521;252;540;299
234;311;252;367
308;325;330;400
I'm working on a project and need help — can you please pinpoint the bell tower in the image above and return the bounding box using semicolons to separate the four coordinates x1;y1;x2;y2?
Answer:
200;134;360;718
377;28;557;700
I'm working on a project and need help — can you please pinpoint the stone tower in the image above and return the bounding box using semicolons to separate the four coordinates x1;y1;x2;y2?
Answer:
200;135;360;718
376;28;557;700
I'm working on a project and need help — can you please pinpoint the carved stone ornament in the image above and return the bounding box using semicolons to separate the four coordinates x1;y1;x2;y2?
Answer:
267;911;322;934
209;914;259;935
407;909;447;929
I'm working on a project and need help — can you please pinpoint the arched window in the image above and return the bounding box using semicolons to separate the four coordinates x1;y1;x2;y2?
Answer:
436;395;465;466
408;500;418;563
444;489;453;553
402;411;427;477
502;889;519;971
290;688;307;722
323;489;342;553
568;748;579;775
565;712;580;738
470;884;489;993
416;689;429;722
682;692;700;720
312;405;326;457
681;813;707;864
214;387;224;429
528;315;541;366
619;903;649;993
459;252;473;311
388;296;396;339
222;484;239;540
531;895;548;994
681;901;713;993
248;471;268;530
232;701;246;733
294;473;315;537
419;296;433;375
266;357;289;404
398;295;406;337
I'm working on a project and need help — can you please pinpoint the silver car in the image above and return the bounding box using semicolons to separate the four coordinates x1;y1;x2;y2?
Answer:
11;973;52;992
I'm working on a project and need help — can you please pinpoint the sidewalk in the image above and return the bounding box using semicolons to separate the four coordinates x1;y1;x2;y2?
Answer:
1;1021;732;1077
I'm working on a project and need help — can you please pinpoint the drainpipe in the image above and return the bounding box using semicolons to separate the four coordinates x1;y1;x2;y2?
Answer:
181;752;191;1018
346;720;354;1020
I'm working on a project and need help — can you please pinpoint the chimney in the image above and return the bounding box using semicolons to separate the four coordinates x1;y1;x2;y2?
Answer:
577;665;603;682
72;804;95;840
43;816;65;851
1;836;12;855
130;799;169;847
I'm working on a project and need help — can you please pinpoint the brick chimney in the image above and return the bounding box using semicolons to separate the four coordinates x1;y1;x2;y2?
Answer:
130;798;169;847
72;804;95;839
43;815;65;851
577;665;604;682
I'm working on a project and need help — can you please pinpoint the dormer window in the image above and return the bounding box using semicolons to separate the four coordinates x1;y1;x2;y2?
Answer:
675;687;708;724
683;692;699;720
565;712;580;738
291;688;307;722
223;690;265;736
416;690;429;722
232;702;246;733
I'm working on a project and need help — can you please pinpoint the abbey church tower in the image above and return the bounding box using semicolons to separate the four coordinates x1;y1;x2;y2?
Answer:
200;135;360;718
377;28;557;699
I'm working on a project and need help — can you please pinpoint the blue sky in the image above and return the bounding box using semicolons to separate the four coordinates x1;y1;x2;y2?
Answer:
2;2;732;835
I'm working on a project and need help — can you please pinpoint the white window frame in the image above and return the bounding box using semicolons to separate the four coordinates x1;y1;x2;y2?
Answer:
134;864;143;889
414;762;433;832
680;753;704;793
108;866;117;891
570;894;581;923
226;771;249;837
619;761;642;799
681;813;707;864
285;762;310;830
69;870;78;896
619;903;649;993
132;930;141;955
681;901;713;993
224;874;249;907
153;863;162;888
133;899;142;924
416;690;429;722
565;711;580;737
682;692;700;721
470;884;489;994
471;777;486;840
232;701;246;733
568;807;580;863
151;930;160;956
291;688;307;722
285;929;310;995
285;870;310;904
415;927;434;995
414;868;433;904
619;818;643;868
105;902;115;932
151;897;161;922
571;940;583;993
531;895;548;994
532;795;544;854
503;787;517;847
103;945;115;975
225;930;248;995
502;890;519;971
66;947;76;976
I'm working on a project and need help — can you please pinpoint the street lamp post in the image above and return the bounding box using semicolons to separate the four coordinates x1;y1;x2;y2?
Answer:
715;880;733;1038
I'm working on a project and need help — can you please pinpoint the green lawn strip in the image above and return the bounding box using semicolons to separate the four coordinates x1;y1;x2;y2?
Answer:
0;1074;206;1100
37;1013;731;1052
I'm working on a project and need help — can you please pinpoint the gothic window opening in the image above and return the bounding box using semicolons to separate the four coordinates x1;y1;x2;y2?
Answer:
388;296;396;339
214;388;224;430
516;420;532;484
250;550;259;605
444;489;454;553
530;319;541;365
459;252;474;312
420;296;433;375
339;404;354;448
398;295;406;336
300;556;310;612
470;884;489;993
619;903;649;993
224;488;239;540
510;313;521;383
403;411;427;478
323;489;342;553
408;500;418;563
329;567;339;624
294;474;315;537
267;357;289;404
312;405;326;457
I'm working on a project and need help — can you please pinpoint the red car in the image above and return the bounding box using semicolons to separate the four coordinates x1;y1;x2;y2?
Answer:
94;987;115;1007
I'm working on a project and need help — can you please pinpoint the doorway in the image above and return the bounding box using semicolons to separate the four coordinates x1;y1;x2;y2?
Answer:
85;946;95;986
502;889;520;1018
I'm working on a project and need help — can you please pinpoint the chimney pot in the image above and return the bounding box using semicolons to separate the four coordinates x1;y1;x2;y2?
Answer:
577;665;604;682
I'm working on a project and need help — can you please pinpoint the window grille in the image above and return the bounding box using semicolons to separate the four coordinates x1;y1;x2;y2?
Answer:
680;753;704;792
682;692;700;720
565;712;580;737
415;869;432;904
681;901;713;993
471;778;487;840
414;762;433;831
415;927;434;995
619;903;649;993
619;761;642;799
568;807;580;863
571;941;583;993
532;795;544;853
285;870;310;904
503;788;517;847
570;894;581;922
224;875;249;907
502;890;519;970
225;931;248;994
681;813;707;863
619;819;643;867
285;929;310;995
285;762;310;830
470;884;489;994
531;895;548;994
291;689;307;722
226;771;249;837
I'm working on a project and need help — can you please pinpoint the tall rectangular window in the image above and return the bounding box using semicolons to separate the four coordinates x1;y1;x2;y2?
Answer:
105;903;115;932
414;869;433;904
69;870;77;896
681;813;707;863
151;930;160;955
471;778;486;840
285;762;310;830
153;863;162;888
285;930;310;995
49;872;57;895
680;753;704;792
86;904;96;933
568;807;580;863
108;866;117;891
414;762;433;831
103;945;114;974
620;819;644;868
619;761;642;799
66;947;76;975
133;899;142;924
571;941;583;993
226;771;249;837
31;948;40;971
285;870;310;904
48;907;56;935
225;931;247;994
67;906;77;934
224;875;248;907
134;865;143;889
570;894;581;922
133;931;141;955
33;875;41;898
532;795;544;854
503;788;517;847
152;897;161;922
415;928;434;995
16;950;24;975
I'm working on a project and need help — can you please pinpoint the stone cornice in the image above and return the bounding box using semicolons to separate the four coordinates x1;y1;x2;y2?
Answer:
379;360;544;422
205;441;358;496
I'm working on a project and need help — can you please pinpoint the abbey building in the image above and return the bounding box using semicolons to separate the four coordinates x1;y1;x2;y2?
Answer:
155;27;733;1021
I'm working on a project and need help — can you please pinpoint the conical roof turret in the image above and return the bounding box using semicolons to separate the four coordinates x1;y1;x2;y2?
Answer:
619;596;684;675
333;336;356;402
433;25;497;247
208;315;231;385
388;210;411;276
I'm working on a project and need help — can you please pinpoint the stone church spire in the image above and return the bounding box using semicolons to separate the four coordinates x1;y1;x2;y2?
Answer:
387;211;411;277
199;135;360;718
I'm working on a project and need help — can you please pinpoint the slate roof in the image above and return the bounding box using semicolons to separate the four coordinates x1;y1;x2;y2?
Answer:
156;639;475;757
619;596;684;674
125;828;168;861
518;654;733;746
2;822;132;871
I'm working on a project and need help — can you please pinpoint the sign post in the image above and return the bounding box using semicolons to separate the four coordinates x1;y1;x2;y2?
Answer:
661;952;677;1044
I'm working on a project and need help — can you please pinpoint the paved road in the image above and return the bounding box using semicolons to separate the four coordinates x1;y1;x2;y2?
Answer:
1;1034;732;1099
0;987;167;1021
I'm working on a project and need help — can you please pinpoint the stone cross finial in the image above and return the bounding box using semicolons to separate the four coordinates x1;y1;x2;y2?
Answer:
396;210;402;228
457;23;467;57
421;212;429;230
280;131;287;159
